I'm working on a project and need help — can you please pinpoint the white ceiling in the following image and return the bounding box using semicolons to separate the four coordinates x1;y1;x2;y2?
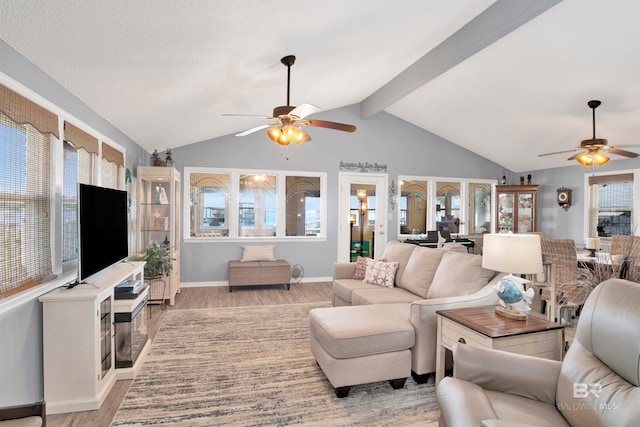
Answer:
1;0;639;172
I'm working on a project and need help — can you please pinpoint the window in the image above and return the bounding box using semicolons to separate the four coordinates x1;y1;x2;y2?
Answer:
185;168;326;240
285;176;321;236
399;179;427;234
436;181;461;234
189;172;230;237
239;174;277;237
468;182;492;234
1;85;58;297
62;141;78;266
398;176;496;237
585;171;638;239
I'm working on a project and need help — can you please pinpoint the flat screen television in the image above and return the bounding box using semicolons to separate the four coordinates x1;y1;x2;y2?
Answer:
77;183;129;283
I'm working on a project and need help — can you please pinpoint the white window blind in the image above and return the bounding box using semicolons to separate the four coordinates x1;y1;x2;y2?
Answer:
1;84;57;297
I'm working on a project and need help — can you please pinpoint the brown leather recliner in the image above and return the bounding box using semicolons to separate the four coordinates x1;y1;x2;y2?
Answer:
437;278;640;427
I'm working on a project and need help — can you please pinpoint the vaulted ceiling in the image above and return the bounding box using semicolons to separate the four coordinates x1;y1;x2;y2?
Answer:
1;0;638;172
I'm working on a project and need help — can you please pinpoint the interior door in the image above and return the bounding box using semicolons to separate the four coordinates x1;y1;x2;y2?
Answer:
338;172;388;263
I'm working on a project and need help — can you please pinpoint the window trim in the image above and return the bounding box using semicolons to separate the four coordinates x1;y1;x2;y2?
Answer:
183;167;327;242
583;168;640;243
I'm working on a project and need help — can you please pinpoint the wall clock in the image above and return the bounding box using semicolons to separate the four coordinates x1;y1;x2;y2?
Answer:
557;188;572;210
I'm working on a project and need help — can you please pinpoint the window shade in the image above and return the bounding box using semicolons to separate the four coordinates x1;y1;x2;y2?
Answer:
64;121;98;155
0;113;54;297
589;173;634;185
0;84;59;138
102;142;124;166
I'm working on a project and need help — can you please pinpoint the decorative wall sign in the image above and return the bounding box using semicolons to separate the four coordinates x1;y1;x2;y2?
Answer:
339;161;387;173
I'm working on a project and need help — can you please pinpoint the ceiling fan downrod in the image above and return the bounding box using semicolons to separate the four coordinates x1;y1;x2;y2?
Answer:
582;99;607;147
281;55;296;107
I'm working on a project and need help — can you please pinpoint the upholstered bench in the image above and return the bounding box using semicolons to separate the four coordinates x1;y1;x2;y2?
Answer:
309;303;414;397
228;260;291;292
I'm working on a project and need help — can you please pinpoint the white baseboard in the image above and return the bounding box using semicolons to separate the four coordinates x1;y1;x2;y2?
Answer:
180;276;332;288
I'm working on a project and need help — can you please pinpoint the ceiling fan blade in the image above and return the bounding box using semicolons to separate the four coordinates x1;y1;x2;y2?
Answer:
223;113;272;119
538;148;581;157
235;124;276;137
607;147;639;158
304;119;356;133
289;103;320;119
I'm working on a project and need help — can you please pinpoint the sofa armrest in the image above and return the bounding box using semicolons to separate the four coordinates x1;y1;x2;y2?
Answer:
333;262;356;280
408;276;502;375
453;343;561;405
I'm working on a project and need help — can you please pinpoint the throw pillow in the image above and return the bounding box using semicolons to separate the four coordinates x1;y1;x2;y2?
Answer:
363;258;399;288
352;256;386;279
241;245;276;262
427;251;495;299
352;256;369;279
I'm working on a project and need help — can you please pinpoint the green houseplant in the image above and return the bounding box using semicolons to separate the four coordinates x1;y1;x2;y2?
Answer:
140;242;174;278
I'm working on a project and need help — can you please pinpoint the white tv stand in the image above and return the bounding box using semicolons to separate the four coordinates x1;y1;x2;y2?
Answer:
39;261;147;414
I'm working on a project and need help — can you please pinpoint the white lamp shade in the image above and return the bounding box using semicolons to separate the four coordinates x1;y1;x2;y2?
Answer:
585;237;601;250
482;233;543;274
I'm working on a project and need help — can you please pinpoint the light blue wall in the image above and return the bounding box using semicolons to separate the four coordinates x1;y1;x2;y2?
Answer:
0;41;149;406
172;104;506;283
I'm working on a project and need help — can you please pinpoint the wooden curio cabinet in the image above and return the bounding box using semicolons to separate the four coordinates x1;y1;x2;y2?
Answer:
496;185;538;233
136;166;181;305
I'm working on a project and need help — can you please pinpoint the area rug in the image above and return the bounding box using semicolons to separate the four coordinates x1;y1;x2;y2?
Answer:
111;302;440;426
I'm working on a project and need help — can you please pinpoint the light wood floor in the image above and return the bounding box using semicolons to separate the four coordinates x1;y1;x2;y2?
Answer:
46;281;576;427
46;282;333;427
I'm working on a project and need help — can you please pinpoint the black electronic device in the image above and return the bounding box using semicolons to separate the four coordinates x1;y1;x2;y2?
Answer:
77;184;129;284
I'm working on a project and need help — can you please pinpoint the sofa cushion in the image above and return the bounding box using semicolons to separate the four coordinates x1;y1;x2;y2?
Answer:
333;279;379;304
397;246;444;298
363;258;398;288
308;303;414;359
427;252;495;299
351;287;424;305
381;241;416;284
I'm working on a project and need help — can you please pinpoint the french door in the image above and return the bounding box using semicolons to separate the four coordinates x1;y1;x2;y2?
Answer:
337;172;388;263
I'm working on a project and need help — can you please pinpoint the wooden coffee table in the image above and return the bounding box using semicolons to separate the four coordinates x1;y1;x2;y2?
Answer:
435;305;564;384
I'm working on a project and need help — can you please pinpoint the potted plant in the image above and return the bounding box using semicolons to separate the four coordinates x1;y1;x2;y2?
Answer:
139;242;174;278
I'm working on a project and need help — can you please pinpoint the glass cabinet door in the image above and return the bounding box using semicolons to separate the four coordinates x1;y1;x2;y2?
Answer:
517;192;535;233
496;185;538;233
498;193;514;233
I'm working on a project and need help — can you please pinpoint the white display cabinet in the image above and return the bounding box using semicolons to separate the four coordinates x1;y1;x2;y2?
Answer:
136;166;181;305
39;261;144;414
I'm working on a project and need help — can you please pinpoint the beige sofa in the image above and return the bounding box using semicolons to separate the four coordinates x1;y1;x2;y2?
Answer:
437;278;640;426
331;240;503;379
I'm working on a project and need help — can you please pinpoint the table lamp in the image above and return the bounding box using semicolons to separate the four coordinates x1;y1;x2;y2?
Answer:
482;233;543;320
585;237;601;258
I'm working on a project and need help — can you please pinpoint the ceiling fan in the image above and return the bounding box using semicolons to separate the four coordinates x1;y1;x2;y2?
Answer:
223;55;356;146
538;100;639;165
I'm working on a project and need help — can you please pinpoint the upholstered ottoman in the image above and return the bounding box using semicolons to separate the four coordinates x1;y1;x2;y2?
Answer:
309;303;414;397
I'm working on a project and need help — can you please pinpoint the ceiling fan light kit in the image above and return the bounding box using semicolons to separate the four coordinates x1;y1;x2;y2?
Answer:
538;99;638;166
225;55;356;149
